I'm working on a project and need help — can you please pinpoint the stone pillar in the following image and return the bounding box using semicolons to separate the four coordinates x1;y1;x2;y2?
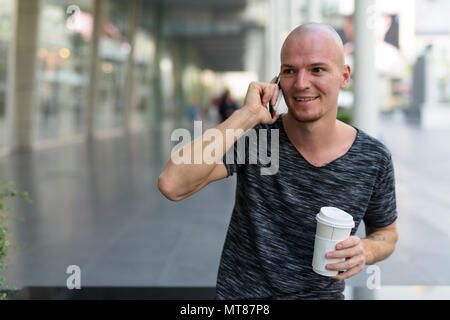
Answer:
307;0;322;23
245;28;265;82
352;0;378;137
124;0;137;132
420;45;450;128
86;0;103;139
11;0;42;151
151;1;164;125
289;0;303;29
423;46;438;108
267;0;285;80
267;0;293;115
171;39;186;126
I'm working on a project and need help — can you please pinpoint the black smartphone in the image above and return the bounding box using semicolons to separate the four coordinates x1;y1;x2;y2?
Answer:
269;74;281;118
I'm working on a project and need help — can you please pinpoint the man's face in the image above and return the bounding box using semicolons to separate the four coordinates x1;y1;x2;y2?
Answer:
280;31;350;123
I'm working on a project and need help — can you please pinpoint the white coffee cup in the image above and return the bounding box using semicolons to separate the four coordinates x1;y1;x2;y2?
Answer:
312;207;355;277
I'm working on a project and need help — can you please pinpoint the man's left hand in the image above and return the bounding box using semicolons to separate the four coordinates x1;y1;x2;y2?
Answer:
325;236;366;280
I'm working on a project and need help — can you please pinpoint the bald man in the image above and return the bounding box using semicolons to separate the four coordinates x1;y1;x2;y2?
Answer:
159;23;398;300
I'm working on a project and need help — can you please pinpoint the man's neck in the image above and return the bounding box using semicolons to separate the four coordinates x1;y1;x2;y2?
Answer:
282;112;340;154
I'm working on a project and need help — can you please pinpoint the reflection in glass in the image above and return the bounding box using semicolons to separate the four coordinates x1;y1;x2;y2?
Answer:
132;1;155;131
97;0;131;131
36;0;93;141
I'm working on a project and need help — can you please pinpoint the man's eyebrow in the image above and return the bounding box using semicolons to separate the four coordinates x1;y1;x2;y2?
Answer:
309;62;330;68
281;62;331;68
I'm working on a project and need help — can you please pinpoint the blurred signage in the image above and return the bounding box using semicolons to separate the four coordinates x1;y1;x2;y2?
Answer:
66;9;93;40
164;21;244;36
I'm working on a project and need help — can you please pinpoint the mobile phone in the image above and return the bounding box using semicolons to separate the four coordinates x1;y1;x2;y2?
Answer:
269;74;281;118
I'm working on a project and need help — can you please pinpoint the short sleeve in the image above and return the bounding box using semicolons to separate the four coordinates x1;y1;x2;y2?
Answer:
363;153;398;229
222;133;247;178
222;141;238;177
221;127;260;177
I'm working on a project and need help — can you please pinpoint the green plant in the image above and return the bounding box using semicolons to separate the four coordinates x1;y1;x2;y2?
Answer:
0;180;31;299
337;108;352;125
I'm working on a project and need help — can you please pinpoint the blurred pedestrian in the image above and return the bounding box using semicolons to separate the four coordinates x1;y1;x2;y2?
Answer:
187;103;200;121
218;89;238;122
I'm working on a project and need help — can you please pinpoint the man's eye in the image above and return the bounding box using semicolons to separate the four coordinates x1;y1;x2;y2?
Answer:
282;69;294;74
312;67;324;73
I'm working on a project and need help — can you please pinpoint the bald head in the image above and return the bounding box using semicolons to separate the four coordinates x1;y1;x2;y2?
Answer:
281;23;345;67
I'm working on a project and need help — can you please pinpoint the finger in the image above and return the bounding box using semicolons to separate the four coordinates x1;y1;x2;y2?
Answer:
261;85;270;106
247;82;269;109
270;76;278;84
245;82;262;103
331;263;364;280
262;84;276;106
326;247;359;259
269;113;279;124
270;84;279;107
326;255;364;272
336;236;360;250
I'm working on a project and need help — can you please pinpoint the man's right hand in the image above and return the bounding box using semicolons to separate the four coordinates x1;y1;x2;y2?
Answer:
242;79;280;125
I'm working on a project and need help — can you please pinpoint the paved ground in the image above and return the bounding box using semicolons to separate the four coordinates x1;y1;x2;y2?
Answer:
1;111;449;292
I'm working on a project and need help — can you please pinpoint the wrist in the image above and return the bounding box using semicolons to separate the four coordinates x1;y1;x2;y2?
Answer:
361;238;374;265
235;106;262;130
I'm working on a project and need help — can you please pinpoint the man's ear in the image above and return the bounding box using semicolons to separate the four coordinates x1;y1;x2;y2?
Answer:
340;64;351;89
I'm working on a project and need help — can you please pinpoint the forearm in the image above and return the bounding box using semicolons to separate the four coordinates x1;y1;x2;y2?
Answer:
159;107;259;199
361;230;398;265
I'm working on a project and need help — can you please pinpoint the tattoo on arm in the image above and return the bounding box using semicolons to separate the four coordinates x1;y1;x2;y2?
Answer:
367;232;386;242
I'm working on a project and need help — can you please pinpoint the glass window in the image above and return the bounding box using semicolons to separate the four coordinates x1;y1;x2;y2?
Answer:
36;0;93;141
131;0;155;130
97;0;131;131
0;0;14;150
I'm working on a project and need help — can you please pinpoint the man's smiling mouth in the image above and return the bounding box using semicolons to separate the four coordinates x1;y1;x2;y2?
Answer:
294;96;319;102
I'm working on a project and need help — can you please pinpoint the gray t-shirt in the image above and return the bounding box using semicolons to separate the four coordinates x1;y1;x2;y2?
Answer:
217;115;397;300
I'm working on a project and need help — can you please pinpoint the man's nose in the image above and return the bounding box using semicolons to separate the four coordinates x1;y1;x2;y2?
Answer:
293;70;311;91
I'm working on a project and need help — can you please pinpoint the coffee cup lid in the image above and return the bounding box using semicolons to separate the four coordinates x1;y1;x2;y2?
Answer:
316;207;355;229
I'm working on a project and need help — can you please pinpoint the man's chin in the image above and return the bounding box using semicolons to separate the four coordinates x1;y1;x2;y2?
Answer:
288;111;322;123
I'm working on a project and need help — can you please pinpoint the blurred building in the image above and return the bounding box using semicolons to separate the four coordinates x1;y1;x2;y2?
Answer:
1;0;449;154
0;0;267;153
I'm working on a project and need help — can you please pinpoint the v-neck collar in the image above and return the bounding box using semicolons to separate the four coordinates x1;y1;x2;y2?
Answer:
277;115;360;169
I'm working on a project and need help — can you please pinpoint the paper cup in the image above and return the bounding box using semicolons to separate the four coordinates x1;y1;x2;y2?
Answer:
312;207;355;277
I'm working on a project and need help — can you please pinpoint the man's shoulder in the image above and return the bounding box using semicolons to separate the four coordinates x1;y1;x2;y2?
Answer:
354;128;393;163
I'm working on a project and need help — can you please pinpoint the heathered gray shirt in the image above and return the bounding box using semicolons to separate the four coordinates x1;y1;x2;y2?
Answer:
217;115;397;300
